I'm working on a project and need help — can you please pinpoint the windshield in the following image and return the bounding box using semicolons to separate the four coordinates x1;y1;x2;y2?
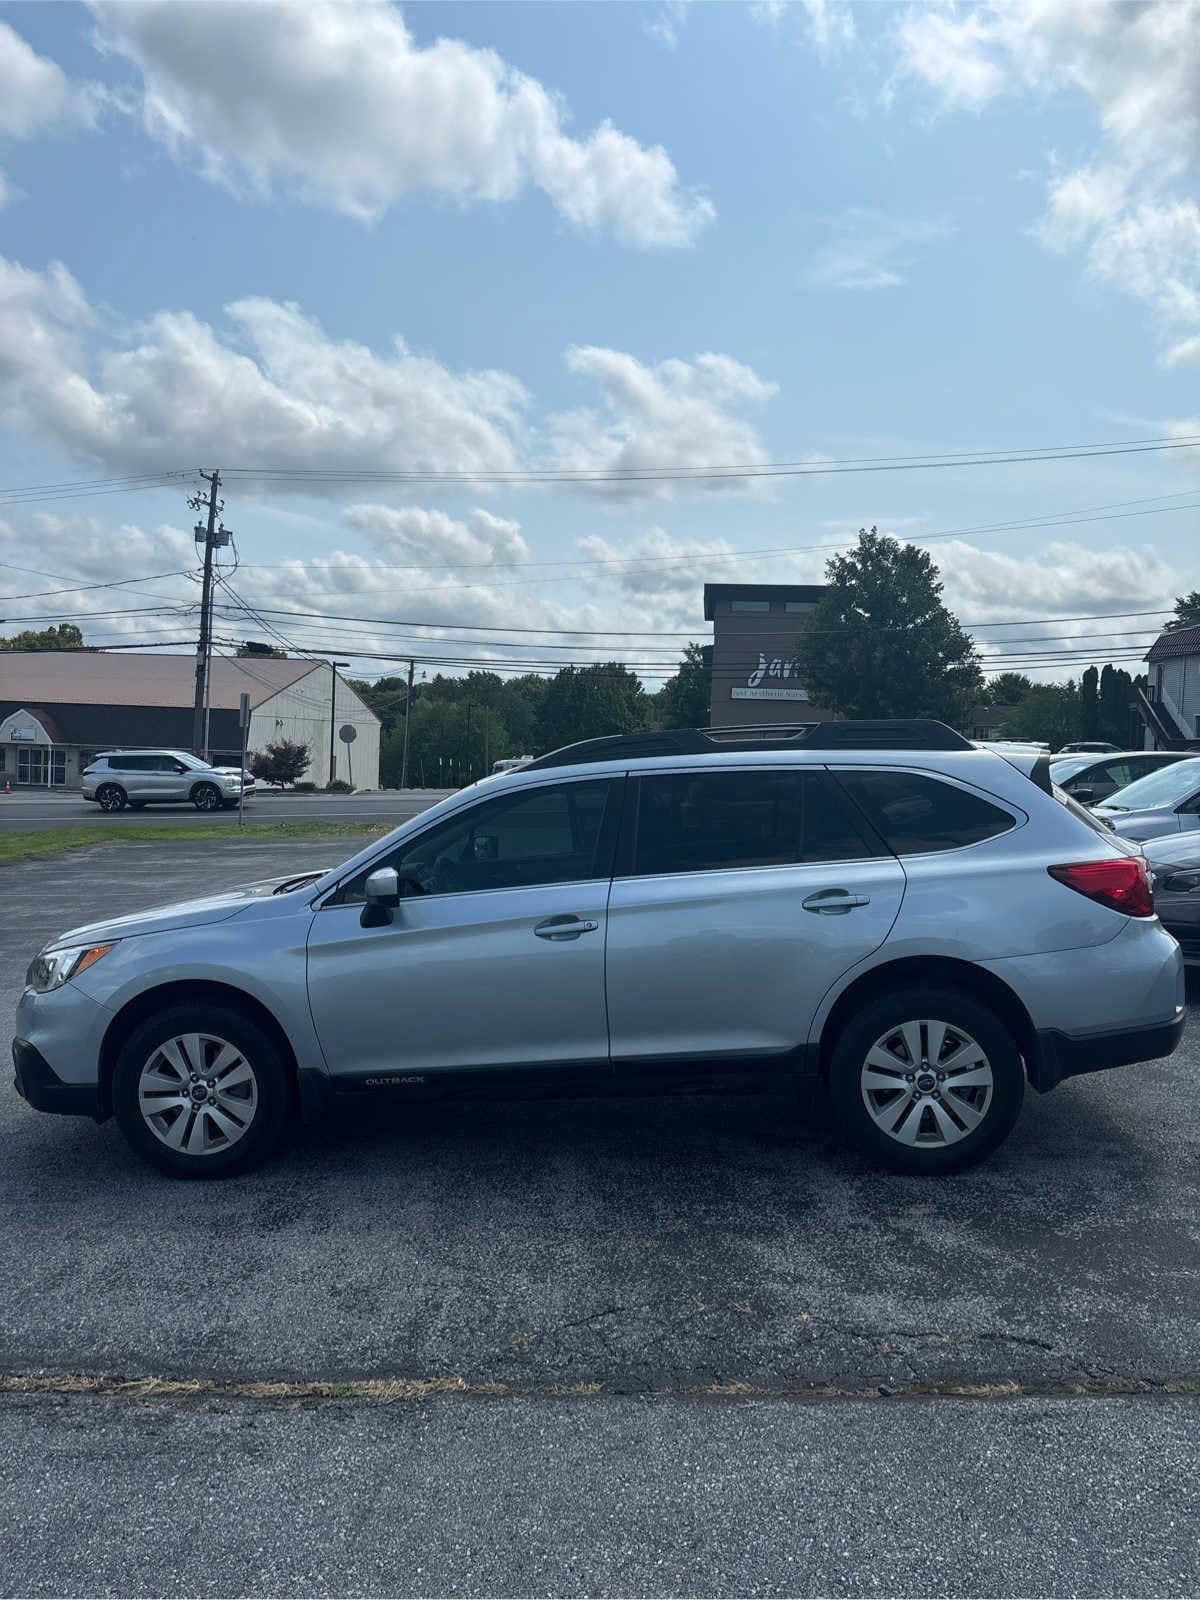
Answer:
167;751;208;771
1048;756;1095;783
1098;758;1200;811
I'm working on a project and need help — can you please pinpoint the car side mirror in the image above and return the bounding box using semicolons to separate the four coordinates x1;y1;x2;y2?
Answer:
360;867;401;927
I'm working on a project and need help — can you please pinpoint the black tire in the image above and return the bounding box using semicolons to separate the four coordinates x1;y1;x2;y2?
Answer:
827;986;1024;1175
191;782;222;812
96;783;127;813
111;1003;292;1179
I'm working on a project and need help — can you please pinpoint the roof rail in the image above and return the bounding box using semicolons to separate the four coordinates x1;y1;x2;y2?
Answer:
523;719;973;772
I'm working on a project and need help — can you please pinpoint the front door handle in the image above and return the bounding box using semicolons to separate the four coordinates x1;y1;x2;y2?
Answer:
533;915;600;940
802;888;870;915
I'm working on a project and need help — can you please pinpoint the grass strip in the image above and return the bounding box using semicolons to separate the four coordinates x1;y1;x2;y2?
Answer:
0;820;393;866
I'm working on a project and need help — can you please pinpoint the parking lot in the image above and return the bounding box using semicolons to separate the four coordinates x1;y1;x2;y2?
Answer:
2;839;1199;1595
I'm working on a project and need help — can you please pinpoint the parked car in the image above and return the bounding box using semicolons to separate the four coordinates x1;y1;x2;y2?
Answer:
1048;750;1185;806
18;720;1183;1179
1143;833;1200;967
1057;741;1121;755
1093;757;1200;841
82;750;250;812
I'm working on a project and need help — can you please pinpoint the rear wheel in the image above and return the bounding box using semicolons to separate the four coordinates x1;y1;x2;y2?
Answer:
191;782;222;812
112;1003;291;1178
96;783;126;813
827;986;1024;1174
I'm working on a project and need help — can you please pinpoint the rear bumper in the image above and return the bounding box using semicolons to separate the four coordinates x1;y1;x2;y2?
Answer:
12;1039;105;1119
1029;1012;1186;1093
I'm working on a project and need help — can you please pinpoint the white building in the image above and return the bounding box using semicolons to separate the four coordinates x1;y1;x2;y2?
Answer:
0;652;380;789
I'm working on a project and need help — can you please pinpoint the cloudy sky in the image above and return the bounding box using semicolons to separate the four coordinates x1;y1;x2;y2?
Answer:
0;0;1197;684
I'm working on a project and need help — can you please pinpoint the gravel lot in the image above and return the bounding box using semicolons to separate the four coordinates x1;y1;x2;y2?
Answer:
2;839;1198;1596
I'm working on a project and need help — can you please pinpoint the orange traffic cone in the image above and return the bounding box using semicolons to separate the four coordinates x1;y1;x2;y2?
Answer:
3;780;10;795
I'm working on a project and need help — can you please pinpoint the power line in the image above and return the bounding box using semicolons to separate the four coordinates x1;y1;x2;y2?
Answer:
219;432;1200;485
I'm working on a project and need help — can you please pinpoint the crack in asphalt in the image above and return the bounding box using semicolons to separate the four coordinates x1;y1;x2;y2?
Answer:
2;1373;1198;1405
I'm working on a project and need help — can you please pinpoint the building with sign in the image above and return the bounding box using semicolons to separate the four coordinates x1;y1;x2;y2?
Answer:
0;653;379;789
703;583;836;727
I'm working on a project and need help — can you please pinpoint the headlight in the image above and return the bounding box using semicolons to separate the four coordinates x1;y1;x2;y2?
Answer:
26;942;116;993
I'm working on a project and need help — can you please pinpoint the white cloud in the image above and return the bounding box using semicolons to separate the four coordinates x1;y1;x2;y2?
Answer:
797;0;855;57
0;256;784;500
90;0;713;248
0;255;528;482
0;19;100;140
342;504;530;569
645;2;690;50
548;346;777;496
935;537;1174;621
892;1;1200;364
805;209;951;290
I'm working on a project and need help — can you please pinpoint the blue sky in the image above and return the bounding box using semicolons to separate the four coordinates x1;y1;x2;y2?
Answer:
0;0;1196;682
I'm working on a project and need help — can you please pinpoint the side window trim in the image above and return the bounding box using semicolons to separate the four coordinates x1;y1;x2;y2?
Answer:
616;763;887;882
321;773;626;907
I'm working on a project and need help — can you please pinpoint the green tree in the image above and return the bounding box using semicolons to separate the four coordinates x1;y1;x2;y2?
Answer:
1167;591;1200;631
1080;665;1100;739
1098;665;1134;745
236;640;287;658
498;673;547;754
538;662;647;751
651;643;710;728
1000;683;1080;749
249;738;311;788
798;528;982;723
986;672;1034;706
1;622;85;650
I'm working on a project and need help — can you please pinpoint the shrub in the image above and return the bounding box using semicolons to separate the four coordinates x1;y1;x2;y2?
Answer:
325;778;354;793
249;738;311;788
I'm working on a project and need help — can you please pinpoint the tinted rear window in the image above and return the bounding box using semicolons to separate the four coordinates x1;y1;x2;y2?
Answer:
837;770;1015;854
631;769;879;876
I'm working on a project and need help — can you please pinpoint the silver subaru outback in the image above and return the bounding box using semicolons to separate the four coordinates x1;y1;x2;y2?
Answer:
15;720;1185;1178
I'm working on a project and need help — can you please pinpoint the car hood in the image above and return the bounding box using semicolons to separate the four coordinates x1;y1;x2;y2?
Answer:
43;869;330;951
1094;808;1180;840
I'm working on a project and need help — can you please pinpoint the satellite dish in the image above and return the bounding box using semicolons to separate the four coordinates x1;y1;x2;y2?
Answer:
338;724;357;744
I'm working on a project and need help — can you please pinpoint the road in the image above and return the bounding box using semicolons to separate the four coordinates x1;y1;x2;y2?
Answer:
1;839;1198;1596
0;789;451;832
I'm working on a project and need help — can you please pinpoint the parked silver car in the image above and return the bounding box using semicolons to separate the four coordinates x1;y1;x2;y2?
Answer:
82;749;252;812
16;720;1184;1179
1093;756;1200;841
1143;832;1200;967
1048;749;1185;806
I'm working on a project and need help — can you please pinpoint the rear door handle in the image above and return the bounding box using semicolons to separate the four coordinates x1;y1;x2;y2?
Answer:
533;915;600;940
802;888;870;915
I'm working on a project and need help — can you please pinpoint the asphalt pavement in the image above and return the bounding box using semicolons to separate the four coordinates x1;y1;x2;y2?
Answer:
2;839;1198;1596
0;788;451;832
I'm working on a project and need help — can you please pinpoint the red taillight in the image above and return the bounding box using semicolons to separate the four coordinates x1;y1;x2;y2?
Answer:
1047;857;1154;917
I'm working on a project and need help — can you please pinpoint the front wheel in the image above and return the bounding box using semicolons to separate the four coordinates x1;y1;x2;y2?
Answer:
827;987;1024;1175
96;783;127;813
111;1004;291;1178
191;782;222;812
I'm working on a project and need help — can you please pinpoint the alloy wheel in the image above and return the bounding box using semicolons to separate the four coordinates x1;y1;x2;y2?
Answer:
860;1019;993;1148
137;1032;259;1156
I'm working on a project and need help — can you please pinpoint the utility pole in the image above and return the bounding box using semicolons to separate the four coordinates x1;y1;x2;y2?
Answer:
329;660;350;784
188;470;232;760
399;658;415;791
465;700;473;784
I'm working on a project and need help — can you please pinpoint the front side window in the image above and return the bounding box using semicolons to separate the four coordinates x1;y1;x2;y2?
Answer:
1093;759;1135;790
338;778;619;902
630;769;879;877
836;770;1016;854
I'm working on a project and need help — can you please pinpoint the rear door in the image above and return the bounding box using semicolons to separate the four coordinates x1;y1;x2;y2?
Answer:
604;765;906;1066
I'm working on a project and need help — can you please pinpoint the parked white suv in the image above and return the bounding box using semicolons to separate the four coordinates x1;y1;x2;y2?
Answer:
81;750;251;812
18;720;1184;1178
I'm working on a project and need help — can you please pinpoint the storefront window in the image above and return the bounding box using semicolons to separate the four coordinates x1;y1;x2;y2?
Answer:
14;748;66;786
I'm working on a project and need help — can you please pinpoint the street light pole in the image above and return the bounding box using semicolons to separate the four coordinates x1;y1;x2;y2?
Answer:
328;660;349;784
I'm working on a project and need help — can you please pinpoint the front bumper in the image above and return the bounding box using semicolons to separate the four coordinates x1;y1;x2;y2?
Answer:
12;1039;105;1119
1029;1012;1186;1093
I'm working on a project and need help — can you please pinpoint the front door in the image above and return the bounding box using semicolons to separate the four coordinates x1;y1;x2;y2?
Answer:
307;775;622;1081
605;766;907;1065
